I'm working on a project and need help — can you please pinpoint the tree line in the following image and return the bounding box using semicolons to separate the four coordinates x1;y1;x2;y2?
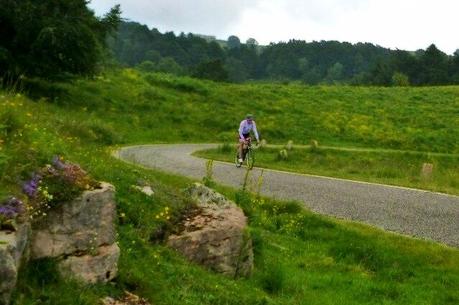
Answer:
110;21;459;86
1;2;458;87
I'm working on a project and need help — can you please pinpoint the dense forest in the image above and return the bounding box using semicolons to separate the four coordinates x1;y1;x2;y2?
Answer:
110;21;459;86
0;2;458;87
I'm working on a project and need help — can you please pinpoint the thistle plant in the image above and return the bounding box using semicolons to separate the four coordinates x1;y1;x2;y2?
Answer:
278;149;288;161
203;159;215;187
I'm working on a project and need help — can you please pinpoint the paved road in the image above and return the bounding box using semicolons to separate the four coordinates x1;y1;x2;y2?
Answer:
115;144;459;248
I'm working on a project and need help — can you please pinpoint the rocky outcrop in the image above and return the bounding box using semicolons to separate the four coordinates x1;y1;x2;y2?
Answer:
30;182;116;259
30;182;119;284
58;244;120;283
102;291;151;305
167;183;253;278
0;223;30;305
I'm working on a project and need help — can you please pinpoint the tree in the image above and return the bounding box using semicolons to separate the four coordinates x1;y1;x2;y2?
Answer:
156;57;183;75
326;62;344;83
368;60;394;86
137;61;156;72
302;67;322;85
419;44;448;85
192;59;228;82
450;49;459;83
392;72;410;86
246;38;258;47
0;0;121;80
227;35;241;49
144;50;161;64
225;57;249;83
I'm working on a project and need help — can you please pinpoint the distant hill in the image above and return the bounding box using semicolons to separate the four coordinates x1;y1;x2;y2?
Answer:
108;21;459;85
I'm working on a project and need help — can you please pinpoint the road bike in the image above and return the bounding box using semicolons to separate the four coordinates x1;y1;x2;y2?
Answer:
235;138;255;169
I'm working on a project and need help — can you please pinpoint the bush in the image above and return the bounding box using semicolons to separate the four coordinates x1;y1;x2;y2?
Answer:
392;72;410;86
21;77;70;102
137;61;156;72
23;156;99;219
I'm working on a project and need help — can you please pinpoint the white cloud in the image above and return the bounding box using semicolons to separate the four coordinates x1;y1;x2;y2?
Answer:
89;0;459;54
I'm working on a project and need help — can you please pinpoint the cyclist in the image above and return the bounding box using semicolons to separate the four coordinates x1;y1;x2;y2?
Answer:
238;114;260;164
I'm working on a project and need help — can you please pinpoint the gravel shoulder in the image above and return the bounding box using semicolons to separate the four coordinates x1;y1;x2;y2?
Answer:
115;144;459;248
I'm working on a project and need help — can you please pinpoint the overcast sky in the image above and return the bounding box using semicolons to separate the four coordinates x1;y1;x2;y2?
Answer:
89;0;458;54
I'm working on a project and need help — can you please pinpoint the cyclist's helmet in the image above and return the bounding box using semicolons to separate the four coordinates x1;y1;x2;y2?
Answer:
246;114;254;120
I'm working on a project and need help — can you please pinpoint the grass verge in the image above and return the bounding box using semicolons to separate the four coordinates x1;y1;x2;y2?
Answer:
195;145;459;195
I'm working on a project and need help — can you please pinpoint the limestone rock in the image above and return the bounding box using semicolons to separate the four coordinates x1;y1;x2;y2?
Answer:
58;243;120;284
102;291;151;305
168;183;253;277
0;223;30;305
133;185;154;196
30;182;116;259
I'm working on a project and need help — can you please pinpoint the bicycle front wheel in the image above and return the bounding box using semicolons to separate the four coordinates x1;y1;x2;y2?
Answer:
245;149;255;169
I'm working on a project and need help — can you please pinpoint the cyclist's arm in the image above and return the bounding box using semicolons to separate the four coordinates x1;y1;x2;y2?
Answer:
238;120;245;139
252;121;260;142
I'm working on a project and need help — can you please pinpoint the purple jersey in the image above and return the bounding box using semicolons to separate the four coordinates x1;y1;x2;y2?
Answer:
239;119;259;141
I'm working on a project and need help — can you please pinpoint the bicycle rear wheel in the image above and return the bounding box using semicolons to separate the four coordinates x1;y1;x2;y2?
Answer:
245;149;255;169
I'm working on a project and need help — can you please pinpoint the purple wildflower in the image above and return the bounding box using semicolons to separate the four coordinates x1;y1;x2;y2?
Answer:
22;173;41;198
52;155;67;170
0;197;24;219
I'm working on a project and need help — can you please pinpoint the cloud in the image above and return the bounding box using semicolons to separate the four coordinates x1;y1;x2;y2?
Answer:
89;0;459;54
89;0;260;37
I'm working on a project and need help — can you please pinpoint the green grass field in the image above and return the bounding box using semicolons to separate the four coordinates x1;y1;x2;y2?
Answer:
195;145;459;195
1;70;458;304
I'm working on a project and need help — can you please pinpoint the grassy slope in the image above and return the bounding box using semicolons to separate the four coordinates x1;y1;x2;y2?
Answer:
44;69;459;152
195;146;459;194
1;71;458;304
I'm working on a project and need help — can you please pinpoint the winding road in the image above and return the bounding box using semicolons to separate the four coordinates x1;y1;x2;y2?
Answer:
115;144;459;248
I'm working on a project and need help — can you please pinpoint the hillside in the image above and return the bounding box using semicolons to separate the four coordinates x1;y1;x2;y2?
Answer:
34;69;459;152
1;71;459;305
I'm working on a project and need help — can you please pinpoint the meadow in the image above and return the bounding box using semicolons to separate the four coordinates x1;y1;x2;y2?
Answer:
196;145;459;195
1;70;458;304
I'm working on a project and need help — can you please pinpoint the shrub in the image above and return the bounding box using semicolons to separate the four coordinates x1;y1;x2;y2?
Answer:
23;156;98;219
21;78;70;102
392;72;410;86
137;61;156;72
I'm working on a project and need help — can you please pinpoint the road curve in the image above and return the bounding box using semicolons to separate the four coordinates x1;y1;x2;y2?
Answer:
115;144;459;248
